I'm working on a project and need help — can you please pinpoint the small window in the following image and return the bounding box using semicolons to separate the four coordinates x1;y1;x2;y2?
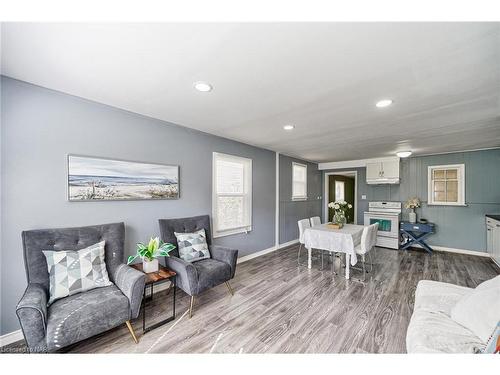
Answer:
335;180;345;201
292;162;307;200
428;164;465;206
212;152;252;238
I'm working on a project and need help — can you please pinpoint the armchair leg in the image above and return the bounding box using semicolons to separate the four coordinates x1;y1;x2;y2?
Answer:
189;296;195;318
125;320;138;344
225;281;234;296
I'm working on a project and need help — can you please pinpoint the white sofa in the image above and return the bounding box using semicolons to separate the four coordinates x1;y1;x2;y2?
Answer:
406;280;486;353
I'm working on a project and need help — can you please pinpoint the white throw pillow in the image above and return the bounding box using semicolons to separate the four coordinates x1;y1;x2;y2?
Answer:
174;229;210;262
43;241;112;304
476;275;500;291
451;276;500;343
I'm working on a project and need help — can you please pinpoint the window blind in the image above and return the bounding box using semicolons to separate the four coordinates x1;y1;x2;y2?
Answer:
213;153;252;237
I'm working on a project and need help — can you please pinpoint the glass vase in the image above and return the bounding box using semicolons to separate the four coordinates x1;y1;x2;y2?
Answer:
334;212;346;228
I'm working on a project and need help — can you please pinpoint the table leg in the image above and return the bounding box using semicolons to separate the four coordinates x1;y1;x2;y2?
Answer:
345;253;350;280
307;247;312;269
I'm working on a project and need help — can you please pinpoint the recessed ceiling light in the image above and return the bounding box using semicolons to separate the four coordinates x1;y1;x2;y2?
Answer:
194;81;213;92
283;125;295;130
396;151;412;158
376;99;393;108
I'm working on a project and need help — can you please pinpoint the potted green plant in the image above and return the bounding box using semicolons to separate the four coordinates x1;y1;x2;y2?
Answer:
127;237;175;273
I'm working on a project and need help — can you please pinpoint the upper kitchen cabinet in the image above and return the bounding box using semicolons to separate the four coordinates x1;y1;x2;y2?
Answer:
366;158;400;184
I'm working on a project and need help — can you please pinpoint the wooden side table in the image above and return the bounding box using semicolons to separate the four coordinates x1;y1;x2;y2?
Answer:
131;264;176;333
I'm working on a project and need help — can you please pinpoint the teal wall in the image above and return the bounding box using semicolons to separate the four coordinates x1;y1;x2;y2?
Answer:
323;148;500;253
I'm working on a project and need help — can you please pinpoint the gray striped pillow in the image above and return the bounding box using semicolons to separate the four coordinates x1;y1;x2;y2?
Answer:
43;241;112;304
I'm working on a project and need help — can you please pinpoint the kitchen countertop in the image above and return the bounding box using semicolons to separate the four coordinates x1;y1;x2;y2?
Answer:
486;214;500;221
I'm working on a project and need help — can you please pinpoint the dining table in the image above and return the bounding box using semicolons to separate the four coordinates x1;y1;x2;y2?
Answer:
303;223;365;280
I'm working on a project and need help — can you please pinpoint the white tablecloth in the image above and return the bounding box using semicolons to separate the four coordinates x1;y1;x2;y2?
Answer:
303;223;365;266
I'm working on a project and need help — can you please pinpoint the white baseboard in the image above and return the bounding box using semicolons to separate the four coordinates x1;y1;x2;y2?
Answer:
1;242;301;347
409;243;490;257
0;329;24;347
237;239;299;264
0;281;176;347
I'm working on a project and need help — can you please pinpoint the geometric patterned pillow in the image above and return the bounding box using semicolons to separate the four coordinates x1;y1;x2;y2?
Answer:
42;241;112;304
174;229;210;262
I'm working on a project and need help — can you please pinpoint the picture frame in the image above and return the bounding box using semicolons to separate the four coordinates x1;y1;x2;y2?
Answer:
67;154;179;201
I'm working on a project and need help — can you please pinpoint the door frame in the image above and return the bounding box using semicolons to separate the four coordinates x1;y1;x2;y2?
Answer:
324;171;358;224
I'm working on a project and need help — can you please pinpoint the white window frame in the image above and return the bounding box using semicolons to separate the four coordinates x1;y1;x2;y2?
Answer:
427;164;466;206
335;180;345;202
292;162;308;201
212;152;252;238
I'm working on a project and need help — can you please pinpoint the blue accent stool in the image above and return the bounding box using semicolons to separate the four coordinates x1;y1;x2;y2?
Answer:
400;222;435;254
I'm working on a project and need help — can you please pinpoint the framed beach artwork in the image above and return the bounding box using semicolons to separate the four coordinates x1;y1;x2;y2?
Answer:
67;155;179;201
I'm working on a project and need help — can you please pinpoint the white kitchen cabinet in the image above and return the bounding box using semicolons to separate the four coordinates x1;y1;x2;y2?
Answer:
486;216;500;267
366;159;400;184
366;162;382;180
381;160;400;179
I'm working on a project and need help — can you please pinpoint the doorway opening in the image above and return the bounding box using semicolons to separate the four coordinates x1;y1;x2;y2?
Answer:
324;171;357;224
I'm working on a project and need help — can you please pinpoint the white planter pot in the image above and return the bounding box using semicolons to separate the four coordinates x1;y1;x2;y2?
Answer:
409;210;417;224
142;258;159;273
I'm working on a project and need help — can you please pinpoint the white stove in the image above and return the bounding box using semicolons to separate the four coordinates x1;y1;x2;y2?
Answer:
363;201;401;249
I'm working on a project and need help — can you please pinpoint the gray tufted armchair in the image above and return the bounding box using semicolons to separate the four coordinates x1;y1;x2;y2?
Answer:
17;222;145;352
158;215;238;318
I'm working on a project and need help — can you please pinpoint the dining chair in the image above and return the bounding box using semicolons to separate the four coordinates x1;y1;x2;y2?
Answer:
352;223;379;281
310;216;321;227
297;219;311;266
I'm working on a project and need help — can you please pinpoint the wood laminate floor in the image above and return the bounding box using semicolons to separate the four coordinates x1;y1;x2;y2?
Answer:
9;246;500;353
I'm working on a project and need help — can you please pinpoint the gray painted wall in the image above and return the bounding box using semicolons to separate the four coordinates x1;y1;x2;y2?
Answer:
323;148;500;252
0;77;276;335
279;154;322;244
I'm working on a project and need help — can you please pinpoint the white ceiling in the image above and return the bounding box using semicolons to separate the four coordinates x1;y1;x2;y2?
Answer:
2;23;499;162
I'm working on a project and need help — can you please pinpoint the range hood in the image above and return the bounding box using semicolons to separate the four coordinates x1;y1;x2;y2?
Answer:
366;159;400;185
366;176;401;185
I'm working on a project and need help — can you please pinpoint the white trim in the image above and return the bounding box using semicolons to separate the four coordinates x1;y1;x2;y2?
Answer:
291;162;307;200
427;164;466;206
404;146;500;158
0;329;24;347
410;244;491;257
2;239;490;347
318;147;500;170
323;171;358;224
319;156;399;171
0;280;176;347
275;152;280;248
237;239;299;264
212;152;253;238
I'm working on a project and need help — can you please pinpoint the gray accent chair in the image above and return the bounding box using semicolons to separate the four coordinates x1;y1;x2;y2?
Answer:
17;222;145;353
158;215;238;318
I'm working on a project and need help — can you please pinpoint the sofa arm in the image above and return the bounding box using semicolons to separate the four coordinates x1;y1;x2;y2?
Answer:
210;245;238;279
16;283;48;352
113;264;146;319
165;256;198;296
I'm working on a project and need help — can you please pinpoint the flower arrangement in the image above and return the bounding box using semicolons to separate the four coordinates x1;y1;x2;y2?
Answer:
404;197;421;210
127;237;175;273
328;200;352;227
404;197;421;224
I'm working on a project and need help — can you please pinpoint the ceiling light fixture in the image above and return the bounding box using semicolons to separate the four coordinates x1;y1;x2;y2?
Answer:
396;151;412;158
376;99;393;108
194;81;213;92
283;125;295;130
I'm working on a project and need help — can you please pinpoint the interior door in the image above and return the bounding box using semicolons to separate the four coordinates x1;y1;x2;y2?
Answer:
328;175;355;223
